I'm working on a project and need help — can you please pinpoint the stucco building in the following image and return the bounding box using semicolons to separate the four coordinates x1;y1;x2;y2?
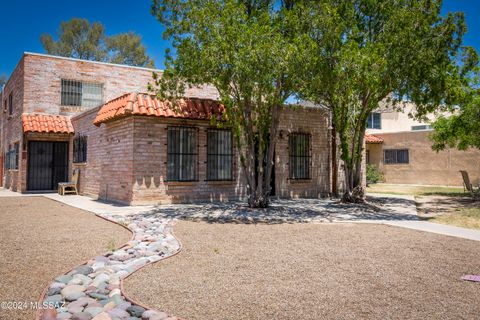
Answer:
1;53;336;204
365;103;480;186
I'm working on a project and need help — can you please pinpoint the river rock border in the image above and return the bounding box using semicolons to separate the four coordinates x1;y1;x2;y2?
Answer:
38;212;182;320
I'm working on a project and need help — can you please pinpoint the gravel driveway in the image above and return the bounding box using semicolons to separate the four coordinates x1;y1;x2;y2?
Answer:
125;221;480;320
0;197;131;320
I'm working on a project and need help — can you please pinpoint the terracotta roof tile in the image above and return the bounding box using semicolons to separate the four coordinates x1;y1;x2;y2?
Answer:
93;93;225;126
365;134;384;144
22;113;74;134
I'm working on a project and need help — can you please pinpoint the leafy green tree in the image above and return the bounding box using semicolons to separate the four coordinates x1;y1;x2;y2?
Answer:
0;73;6;87
431;93;480;151
300;0;477;202
106;32;155;68
41;18;106;61
151;0;307;207
41;18;155;68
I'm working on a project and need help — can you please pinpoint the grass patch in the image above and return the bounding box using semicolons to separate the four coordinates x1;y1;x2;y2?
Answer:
367;183;465;197
426;208;480;230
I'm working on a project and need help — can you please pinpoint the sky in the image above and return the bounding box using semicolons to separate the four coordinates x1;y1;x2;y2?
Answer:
0;0;479;77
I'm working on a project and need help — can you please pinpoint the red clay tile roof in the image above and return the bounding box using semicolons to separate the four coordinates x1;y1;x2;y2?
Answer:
365;134;384;144
22;113;74;134
93;93;225;126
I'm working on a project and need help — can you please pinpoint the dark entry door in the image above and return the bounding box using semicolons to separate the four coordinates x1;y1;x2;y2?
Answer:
28;141;68;191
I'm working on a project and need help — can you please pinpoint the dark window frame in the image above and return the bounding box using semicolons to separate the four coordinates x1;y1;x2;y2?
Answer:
167;126;199;182
411;125;432;131
367;112;381;129
5;143;19;170
206;129;234;181
8;93;13;116
288;132;311;180
73;134;88;163
384;149;409;164
61;79;104;108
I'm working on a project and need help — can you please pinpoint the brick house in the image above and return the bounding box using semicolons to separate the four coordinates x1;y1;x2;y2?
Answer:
0;53;335;205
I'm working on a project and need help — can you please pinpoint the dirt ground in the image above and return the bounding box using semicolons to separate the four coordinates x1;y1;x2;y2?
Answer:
416;195;479;215
0;197;131;320
125;221;480;320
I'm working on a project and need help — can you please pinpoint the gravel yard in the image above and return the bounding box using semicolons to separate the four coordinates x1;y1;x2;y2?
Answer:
125;221;480;320
0;197;131;320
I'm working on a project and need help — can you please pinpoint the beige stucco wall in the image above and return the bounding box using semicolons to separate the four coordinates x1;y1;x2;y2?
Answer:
366;102;440;134
366;131;480;186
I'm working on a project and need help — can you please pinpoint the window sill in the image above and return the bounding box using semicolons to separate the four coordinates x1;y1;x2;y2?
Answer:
205;180;235;184
288;178;312;183
73;162;87;166
165;181;199;186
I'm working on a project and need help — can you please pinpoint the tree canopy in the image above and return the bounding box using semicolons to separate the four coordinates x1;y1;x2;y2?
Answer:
298;0;477;201
430;67;480;151
41;18;155;68
151;0;307;207
0;73;6;87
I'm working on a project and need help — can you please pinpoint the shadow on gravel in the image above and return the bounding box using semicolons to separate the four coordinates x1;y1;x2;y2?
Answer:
139;196;418;224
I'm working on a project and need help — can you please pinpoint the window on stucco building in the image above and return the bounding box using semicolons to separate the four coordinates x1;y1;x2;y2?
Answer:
167;126;198;181
384;149;409;164
367;112;381;129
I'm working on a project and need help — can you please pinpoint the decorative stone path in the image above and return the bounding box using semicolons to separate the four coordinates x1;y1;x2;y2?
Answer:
39;213;181;320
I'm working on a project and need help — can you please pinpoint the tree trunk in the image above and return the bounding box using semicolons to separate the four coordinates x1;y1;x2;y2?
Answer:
341;127;366;203
241;104;280;208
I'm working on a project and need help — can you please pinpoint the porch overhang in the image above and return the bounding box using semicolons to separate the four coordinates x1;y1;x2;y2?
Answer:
93;92;225;126
22;113;74;134
365;134;383;144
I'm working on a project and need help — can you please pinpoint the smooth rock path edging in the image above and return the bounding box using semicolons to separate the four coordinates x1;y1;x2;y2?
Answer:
38;212;182;320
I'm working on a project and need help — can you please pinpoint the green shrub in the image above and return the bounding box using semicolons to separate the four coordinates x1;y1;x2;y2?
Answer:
366;164;383;184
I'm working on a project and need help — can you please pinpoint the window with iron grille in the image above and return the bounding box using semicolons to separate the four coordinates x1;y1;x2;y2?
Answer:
8;93;13;115
384;149;409;164
167;127;198;181
4;151;9;170
5;144;18;170
367;112;381;129
289;133;311;179
73;135;88;163
207;129;233;181
14;143;19;169
61;79;103;108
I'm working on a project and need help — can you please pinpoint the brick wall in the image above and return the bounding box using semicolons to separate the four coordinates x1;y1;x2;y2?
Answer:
130;117;246;205
72;105;332;205
71;108;135;203
275;106;331;198
1;57;24;191
22;53;219;116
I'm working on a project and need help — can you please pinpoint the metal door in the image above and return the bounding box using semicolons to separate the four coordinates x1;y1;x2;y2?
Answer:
28;141;68;191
